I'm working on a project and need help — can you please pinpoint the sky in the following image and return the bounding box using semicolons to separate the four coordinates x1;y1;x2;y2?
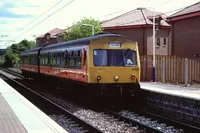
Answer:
0;0;199;48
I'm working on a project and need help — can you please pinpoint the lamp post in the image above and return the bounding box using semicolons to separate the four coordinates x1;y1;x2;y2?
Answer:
81;24;95;36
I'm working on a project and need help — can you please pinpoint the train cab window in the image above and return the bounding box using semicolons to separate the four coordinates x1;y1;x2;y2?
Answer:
94;49;137;66
94;50;108;66
108;50;123;66
124;49;137;66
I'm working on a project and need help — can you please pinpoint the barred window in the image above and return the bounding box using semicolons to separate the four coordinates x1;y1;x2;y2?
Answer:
163;38;167;46
156;38;160;46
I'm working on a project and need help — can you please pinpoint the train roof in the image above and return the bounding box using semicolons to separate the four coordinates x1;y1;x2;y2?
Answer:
20;33;126;55
20;46;42;55
41;33;125;53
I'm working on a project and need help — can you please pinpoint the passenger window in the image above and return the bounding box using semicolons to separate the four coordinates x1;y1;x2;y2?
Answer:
40;55;42;64
69;51;75;68
75;50;82;69
48;53;51;65
53;53;56;65
60;52;64;65
65;51;68;66
28;56;30;64
45;54;48;65
57;53;60;65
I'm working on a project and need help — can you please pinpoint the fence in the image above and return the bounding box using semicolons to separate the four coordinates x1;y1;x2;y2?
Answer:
140;55;200;85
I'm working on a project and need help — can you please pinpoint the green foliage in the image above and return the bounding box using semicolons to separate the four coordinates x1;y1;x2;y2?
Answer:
4;48;19;66
0;56;5;66
18;40;36;51
64;17;103;41
0;50;6;66
3;40;36;67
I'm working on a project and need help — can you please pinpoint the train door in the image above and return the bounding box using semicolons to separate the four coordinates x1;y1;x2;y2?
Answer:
82;48;87;76
37;48;42;73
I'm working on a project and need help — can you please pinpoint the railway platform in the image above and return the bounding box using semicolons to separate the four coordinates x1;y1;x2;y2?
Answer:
140;82;200;100
0;78;67;133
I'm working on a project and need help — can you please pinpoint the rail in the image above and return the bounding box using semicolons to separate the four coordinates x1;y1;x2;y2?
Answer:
0;69;103;133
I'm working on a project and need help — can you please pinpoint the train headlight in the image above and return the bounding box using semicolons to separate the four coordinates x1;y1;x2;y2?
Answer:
114;76;119;81
131;75;136;80
97;75;101;80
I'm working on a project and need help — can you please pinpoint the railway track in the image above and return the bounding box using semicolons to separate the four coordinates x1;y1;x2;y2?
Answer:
2;68;23;77
1;69;147;133
0;68;167;133
0;69;102;133
2;68;200;133
103;109;184;133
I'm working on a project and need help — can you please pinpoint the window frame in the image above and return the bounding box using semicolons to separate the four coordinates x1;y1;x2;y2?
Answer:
163;38;167;46
93;49;137;67
156;38;160;47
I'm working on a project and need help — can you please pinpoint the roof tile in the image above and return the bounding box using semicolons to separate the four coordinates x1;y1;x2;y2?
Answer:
169;1;200;18
39;28;66;37
101;8;170;28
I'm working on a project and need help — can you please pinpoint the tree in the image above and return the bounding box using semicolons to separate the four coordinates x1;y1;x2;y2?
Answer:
64;17;103;41
18;40;36;51
4;48;19;66
3;40;36;67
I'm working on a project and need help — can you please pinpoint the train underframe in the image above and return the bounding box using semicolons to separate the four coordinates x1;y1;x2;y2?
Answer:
87;83;141;97
21;69;141;97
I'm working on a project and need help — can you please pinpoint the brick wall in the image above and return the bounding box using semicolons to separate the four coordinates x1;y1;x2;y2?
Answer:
104;27;170;56
146;28;170;55
172;16;200;59
36;38;58;47
104;28;146;55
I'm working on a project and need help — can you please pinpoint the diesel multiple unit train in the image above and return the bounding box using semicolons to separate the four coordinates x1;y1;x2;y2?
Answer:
20;33;141;96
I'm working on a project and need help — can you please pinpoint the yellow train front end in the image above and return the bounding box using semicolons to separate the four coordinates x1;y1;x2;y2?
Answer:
87;36;140;96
